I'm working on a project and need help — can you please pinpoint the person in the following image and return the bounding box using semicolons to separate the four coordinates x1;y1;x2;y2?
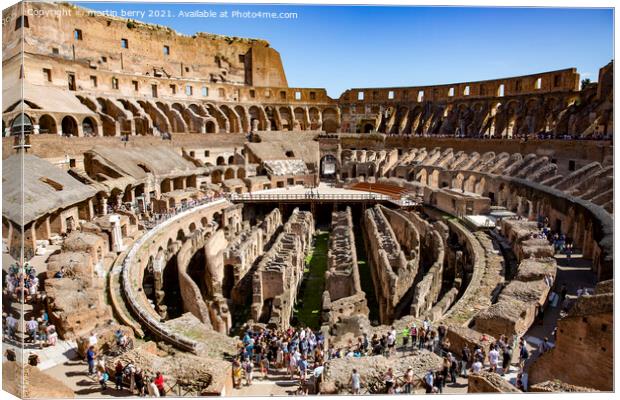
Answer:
403;367;414;394
502;346;513;376
384;367;395;394
461;345;471;377
424;370;434;394
244;359;253;386
260;354;270;379
435;370;444;393
115;361;124;390
350;368;362;395
37;319;47;349
386;329;396;357
232;360;243;389
86;345;97;375
134;368;145;396
25;316;38;343
519;344;529;369
410;324;418;351
98;369;109;391
471;357;483;373
5;313;17;340
488;346;500;372
147;377;160;397
154;372;165;396
401;326;410;350
449;353;458;383
88;331;98;348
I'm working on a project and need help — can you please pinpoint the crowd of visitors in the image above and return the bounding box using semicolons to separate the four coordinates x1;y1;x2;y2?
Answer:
3;262;42;303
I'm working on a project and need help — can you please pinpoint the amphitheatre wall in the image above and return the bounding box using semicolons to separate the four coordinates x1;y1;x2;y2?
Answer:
322;207;368;327
528;280;613;391
251;209;314;329
363;205;419;323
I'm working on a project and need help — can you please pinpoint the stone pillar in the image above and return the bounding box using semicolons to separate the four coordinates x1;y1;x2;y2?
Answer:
109;214;125;252
87;199;95;220
100;196;108;216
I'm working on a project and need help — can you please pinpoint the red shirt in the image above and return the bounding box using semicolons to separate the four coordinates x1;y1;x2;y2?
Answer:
154;375;164;390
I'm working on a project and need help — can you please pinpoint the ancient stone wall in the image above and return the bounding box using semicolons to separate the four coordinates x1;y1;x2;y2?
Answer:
528;282;613;391
322;207;368;327
363;205;419;323
472;223;557;339
251;208;314;329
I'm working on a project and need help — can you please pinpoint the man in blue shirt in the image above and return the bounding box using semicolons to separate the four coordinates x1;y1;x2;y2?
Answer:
86;346;97;375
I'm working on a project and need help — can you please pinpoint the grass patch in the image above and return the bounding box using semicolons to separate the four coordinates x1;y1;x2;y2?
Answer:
294;231;329;329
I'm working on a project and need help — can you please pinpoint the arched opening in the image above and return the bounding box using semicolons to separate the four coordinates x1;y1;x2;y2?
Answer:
10;113;33;136
225;168;235;180
320;154;338;178
223;264;235;299
205;120;216;133
237;168;246;179
82;117;97;136
216;156;226;166
362;123;374;133
162;254;183;320
228;155;235;165
211;170;223;184
38;114;57;134
187;249;209;299
61;116;79;136
142;256;157;308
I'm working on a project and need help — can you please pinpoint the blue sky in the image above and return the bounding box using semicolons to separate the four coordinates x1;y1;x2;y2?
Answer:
75;3;613;97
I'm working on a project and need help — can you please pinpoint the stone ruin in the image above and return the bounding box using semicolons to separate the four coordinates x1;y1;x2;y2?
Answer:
251;209;315;329
263;159;310;177
473;222;558;339
528;279;613;391
320;350;443;394
364;205;420;323
467;372;521;393
322;207;369;328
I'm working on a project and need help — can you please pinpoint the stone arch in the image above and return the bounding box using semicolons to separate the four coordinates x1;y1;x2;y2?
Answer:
278;107;293;131
212;170;223;184
416;168;428;184
308;107;321;130
38;114;57;134
429;169;440;188
248;105;267;131
205;119;217;133
463;175;476;193
322;108;339;133
320;154;338;178
188;222;197;233
474;176;486;195
452;172;465;191
224;168;235;180
82;116;97;136
219;105;241;133
234;105;249;132
293;107;307;130
61;115;79;136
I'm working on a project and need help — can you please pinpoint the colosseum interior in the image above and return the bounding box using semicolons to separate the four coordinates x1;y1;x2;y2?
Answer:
1;1;614;398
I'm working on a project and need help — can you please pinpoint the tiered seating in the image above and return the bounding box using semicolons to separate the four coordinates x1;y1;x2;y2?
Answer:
348;182;410;199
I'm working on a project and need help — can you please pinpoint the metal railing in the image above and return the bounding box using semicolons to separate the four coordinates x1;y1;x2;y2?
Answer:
228;192;393;201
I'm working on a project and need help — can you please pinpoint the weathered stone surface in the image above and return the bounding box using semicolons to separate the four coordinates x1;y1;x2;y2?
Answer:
528;291;613;391
529;380;599;393
467;372;520;393
321;350;443;394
